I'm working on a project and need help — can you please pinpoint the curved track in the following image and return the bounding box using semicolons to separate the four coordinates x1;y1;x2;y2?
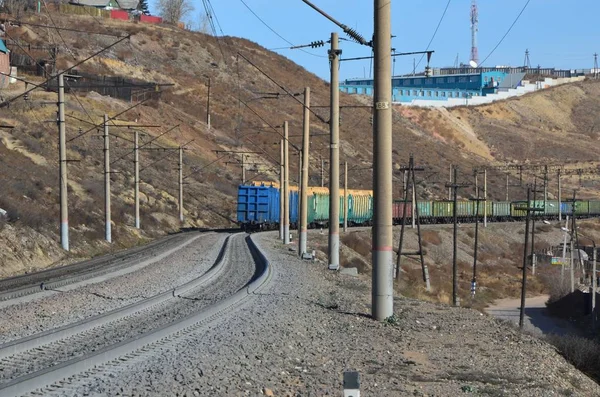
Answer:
0;233;271;397
0;232;201;302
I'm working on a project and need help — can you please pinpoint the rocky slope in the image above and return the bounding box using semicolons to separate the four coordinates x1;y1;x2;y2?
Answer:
1;9;600;275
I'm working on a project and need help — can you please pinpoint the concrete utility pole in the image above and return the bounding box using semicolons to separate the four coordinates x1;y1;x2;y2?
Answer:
134;131;140;229
283;121;290;245
58;74;69;251
328;32;341;271
178;146;184;223
321;155;325;187
103;114;112;243
593;246;597;329
372;0;394;320
280;139;284;241
297;151;301;239
448;165;452;200
241;154;246;184
544;165;548;213
299;86;311;257
506;173;509;201
206;77;211;130
344;161;348;233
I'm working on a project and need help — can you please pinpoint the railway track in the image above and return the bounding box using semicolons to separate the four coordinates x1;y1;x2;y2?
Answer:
0;231;203;303
0;233;270;397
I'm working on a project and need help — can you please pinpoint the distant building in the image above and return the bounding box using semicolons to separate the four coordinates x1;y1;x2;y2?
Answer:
0;39;10;89
69;0;140;10
340;71;526;104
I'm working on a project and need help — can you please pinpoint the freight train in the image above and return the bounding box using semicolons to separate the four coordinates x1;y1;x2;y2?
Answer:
237;183;600;231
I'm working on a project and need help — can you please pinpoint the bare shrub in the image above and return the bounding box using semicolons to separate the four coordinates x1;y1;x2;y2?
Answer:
540;270;572;304
422;230;442;246
341;233;371;258
546;334;600;383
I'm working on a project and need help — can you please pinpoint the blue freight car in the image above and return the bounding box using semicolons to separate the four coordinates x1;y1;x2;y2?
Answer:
237;185;279;230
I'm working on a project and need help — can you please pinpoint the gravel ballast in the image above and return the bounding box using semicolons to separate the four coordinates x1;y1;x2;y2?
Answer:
0;233;256;385
42;231;600;396
0;232;226;344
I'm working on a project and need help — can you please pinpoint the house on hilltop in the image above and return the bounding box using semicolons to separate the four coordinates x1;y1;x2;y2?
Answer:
0;39;10;89
69;0;140;10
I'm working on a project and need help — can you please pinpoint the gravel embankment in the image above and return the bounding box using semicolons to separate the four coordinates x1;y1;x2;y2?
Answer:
42;232;600;396
0;232;226;344
1;234;256;384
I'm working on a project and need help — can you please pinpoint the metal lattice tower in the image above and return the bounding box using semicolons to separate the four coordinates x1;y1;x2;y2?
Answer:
470;0;479;65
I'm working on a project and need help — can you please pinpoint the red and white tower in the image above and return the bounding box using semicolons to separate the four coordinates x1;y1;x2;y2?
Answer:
470;0;479;66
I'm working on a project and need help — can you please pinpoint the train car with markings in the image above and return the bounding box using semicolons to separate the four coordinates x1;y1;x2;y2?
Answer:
237;184;600;230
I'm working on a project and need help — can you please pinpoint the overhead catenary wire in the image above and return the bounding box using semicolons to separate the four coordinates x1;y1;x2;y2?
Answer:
237;52;328;124
110;124;180;165
414;0;452;71
0;34;131;108
66;97;149;142
239;0;326;58
8;21;122;37
41;0;77;60
478;0;532;67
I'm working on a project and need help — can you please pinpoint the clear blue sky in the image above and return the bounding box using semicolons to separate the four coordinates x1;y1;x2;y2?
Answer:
149;0;599;81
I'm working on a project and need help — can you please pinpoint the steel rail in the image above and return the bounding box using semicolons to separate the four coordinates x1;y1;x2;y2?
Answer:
0;234;271;397
0;235;232;361
0;232;198;303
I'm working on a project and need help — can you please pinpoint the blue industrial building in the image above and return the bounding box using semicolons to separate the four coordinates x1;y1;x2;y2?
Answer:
340;71;525;103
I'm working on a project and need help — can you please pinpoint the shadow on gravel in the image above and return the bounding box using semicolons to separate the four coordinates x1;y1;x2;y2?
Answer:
244;235;268;287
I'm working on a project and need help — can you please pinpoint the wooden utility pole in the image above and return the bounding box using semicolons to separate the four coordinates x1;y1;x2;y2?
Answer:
58;74;69;251
103;114;112;243
470;188;485;297
396;155;430;291
446;168;470;306
328;32;341;271
558;169;562;221
519;187;532;330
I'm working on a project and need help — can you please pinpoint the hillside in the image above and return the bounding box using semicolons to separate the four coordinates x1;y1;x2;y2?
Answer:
1;10;600;276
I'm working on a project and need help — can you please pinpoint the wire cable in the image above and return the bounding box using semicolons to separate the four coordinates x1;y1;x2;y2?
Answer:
414;0;452;71
238;0;326;59
478;0;532;67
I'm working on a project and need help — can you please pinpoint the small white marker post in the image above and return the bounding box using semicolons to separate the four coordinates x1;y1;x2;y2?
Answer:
343;371;360;397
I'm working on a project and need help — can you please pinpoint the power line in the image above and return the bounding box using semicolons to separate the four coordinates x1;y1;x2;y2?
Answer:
0;34;131;108
239;0;326;59
237;52;328;124
41;0;76;60
479;0;532;67
414;0;451;71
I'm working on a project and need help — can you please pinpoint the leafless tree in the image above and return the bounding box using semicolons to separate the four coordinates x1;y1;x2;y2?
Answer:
157;0;194;24
195;11;211;34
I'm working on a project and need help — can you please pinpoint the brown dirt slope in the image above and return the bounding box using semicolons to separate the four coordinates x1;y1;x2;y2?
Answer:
1;10;600;275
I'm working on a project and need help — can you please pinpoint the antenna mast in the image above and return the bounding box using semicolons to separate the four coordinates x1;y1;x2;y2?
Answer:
470;0;479;66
